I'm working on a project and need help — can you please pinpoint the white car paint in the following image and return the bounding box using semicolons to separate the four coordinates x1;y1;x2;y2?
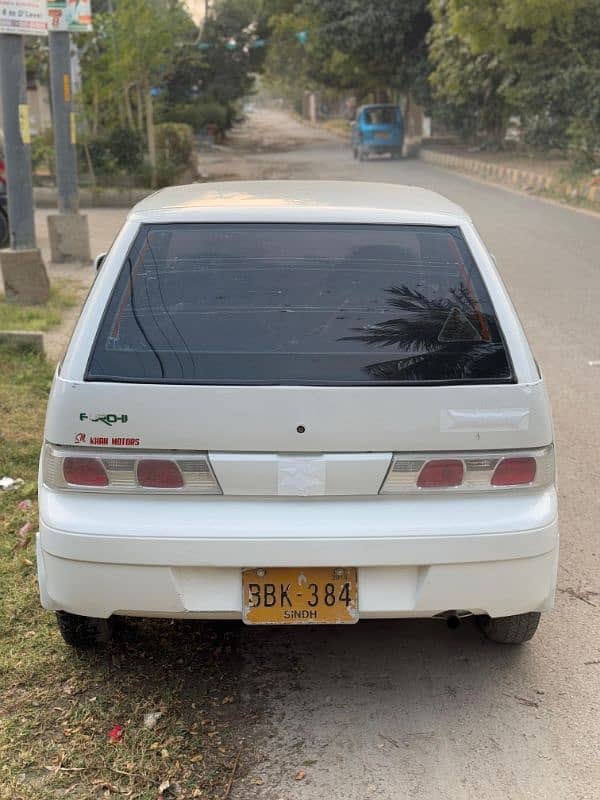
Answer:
37;181;558;624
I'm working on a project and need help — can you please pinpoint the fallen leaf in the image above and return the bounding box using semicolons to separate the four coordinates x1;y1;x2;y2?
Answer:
108;724;124;743
222;696;234;705
144;711;162;730
294;769;306;781
18;498;33;510
249;777;265;785
15;522;33;549
158;779;170;794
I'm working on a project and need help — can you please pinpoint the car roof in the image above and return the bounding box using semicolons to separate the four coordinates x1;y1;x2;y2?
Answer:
358;104;399;111
130;181;469;226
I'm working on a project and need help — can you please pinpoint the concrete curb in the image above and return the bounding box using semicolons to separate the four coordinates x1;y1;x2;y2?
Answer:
420;147;600;204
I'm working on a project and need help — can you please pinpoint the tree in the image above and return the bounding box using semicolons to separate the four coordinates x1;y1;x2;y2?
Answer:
302;0;430;101
112;0;197;183
428;1;513;144
77;0;199;184
262;0;431;105
428;0;600;159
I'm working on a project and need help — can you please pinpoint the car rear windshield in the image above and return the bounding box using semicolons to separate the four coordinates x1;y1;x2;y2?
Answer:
363;106;400;124
86;223;513;385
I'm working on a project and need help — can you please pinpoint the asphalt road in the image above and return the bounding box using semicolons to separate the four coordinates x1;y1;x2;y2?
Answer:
214;121;600;800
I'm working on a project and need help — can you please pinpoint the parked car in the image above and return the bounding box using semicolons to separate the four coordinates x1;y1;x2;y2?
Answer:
352;104;404;160
0;130;8;248
37;180;558;648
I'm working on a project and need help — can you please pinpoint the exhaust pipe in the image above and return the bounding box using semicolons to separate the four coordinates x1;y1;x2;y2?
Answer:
434;610;472;629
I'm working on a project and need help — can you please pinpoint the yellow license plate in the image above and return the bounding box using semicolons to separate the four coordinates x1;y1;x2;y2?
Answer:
242;567;358;625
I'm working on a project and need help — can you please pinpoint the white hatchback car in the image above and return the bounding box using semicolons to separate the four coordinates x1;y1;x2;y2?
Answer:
38;181;558;648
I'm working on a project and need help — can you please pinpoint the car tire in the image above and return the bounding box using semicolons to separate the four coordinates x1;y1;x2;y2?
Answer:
56;610;113;649
477;612;541;644
0;208;8;248
358;148;366;162
352;148;358;160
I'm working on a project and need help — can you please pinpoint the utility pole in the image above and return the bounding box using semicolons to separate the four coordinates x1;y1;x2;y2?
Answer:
0;33;50;304
47;29;91;262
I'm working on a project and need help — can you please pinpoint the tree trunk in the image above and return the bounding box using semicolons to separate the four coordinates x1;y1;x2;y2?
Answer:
144;81;157;187
92;86;99;136
123;84;135;129
136;83;144;132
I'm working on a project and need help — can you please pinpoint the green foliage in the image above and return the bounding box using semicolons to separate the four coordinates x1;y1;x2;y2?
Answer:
155;122;194;168
303;0;431;100
428;0;600;160
153;123;195;187
428;1;512;143
83;127;145;177
30;130;55;175
161;101;229;133
263;0;431;104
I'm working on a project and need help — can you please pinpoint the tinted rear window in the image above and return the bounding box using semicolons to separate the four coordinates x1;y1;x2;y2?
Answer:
363;106;400;124
86;224;513;385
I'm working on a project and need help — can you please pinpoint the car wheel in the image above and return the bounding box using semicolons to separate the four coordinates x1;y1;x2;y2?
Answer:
56;610;113;649
477;611;541;644
0;208;8;248
358;148;366;162
352;148;358;160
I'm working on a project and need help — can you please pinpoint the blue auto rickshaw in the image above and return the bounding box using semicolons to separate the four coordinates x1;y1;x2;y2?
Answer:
352;104;404;161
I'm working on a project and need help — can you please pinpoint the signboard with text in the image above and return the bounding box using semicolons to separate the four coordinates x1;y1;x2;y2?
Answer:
0;0;47;35
47;0;92;32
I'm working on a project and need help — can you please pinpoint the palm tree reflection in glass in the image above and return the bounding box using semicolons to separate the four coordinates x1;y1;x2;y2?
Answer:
342;284;511;382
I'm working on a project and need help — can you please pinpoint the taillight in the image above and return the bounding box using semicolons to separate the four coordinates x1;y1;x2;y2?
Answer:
137;459;183;489
63;457;109;487
492;457;536;486
417;459;464;488
43;445;221;494
381;446;554;494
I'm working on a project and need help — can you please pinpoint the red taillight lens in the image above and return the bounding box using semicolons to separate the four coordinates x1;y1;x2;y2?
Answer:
417;459;464;488
136;459;184;489
492;457;536;486
63;457;109;487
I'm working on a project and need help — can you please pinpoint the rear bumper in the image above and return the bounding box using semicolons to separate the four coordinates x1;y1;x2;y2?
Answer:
363;143;403;153
37;490;559;620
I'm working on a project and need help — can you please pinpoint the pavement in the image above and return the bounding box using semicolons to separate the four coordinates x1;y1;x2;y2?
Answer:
24;109;600;799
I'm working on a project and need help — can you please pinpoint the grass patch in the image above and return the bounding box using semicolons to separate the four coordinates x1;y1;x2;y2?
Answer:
0;346;253;799
0;280;80;332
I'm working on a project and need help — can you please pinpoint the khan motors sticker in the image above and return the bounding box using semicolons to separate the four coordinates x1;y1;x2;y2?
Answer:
79;412;128;426
74;432;140;447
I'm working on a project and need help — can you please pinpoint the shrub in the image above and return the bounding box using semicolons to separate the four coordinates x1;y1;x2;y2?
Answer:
31;129;55;175
105;126;145;171
161;101;228;133
154;122;195;187
155;122;194;169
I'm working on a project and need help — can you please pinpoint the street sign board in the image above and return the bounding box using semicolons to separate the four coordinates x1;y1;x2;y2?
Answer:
47;0;92;32
0;0;47;35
